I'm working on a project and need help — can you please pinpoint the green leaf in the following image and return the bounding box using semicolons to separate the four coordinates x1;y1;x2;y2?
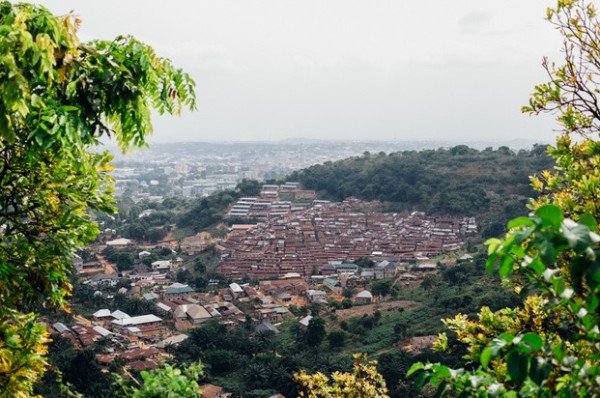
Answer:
535;205;563;228
481;346;493;369
485;253;498;275
485;238;503;255
498;332;515;345
498;255;514;278
578;213;597;230
507;216;536;229
507;351;528;386
520;333;543;352
407;362;426;377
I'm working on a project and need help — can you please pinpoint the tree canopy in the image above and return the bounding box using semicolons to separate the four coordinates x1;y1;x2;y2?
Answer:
408;1;600;396
0;2;195;395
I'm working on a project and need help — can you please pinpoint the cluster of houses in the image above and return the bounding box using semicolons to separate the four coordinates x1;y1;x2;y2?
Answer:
227;182;319;220
218;198;477;280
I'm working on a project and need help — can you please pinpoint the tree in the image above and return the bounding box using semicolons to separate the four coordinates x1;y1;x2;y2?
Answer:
0;2;195;395
409;2;600;396
305;317;327;347
294;354;389;398
119;362;204;398
327;330;346;349
371;280;392;297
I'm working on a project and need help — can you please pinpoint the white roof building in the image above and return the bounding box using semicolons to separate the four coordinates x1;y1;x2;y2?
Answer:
355;290;373;299
93;309;111;318
156;334;189;349
93;325;111;337
111;310;131;320
299;315;313;327
229;283;243;294
112;314;162;327
106;238;132;246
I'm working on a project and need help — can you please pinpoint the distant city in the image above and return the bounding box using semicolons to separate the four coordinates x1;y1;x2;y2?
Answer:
109;139;547;201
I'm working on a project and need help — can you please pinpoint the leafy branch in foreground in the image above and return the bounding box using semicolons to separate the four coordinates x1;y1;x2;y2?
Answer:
0;1;195;395
294;354;389;398
118;362;204;398
408;205;599;397
407;2;600;396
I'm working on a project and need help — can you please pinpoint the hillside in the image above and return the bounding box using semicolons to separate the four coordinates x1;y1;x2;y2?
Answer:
288;145;553;237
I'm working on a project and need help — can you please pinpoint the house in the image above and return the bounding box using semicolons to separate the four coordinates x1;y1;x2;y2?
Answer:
174;304;212;324
93;309;112;319
92;325;111;337
88;273;119;287
111;310;131;320
138;251;151;259
151;260;171;271
156;334;188;349
143;292;159;301
111;314;163;336
374;260;397;279
323;278;340;288
415;263;437;272
306;289;327;303
256;307;290;323
259;278;307;296
164;283;195;299
276;293;292;303
156;302;173;314
336;263;359;274
354;290;373;305
106;238;133;247
255;321;280;335
320;264;336;276
229;283;244;299
360;270;375;280
299;315;313;329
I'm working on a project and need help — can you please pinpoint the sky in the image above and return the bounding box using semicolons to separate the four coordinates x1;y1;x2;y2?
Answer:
34;0;561;143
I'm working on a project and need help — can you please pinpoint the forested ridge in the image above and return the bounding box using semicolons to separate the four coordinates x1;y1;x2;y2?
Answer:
289;145;553;237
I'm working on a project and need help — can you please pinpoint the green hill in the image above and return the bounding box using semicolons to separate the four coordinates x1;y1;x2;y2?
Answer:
288;145;553;237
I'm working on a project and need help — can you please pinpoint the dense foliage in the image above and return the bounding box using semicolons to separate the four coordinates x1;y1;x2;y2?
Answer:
119;362;204;398
288;146;552;237
407;2;600;397
175;179;263;233
0;2;195;395
294;354;389;398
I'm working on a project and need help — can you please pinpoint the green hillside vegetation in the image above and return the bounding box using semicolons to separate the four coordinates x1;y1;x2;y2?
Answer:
288;145;553;237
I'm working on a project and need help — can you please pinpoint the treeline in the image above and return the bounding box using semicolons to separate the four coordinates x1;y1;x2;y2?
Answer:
288;145;553;237
175;179;261;233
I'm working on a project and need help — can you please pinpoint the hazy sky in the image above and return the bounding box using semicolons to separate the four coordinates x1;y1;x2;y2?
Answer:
34;1;560;143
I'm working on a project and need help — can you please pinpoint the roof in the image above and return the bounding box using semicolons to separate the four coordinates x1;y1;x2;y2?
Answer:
93;309;111;318
106;238;132;246
111;310;131;320
166;285;194;295
185;304;211;320
143;292;159;301
356;290;373;299
299;315;313;327
229;282;243;293
112;314;162;326
156;302;172;312
53;322;69;333
93;326;111;337
323;278;340;287
256;321;280;334
156;334;189;348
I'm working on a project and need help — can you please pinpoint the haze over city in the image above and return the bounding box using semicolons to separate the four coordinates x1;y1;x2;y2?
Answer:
34;0;559;143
